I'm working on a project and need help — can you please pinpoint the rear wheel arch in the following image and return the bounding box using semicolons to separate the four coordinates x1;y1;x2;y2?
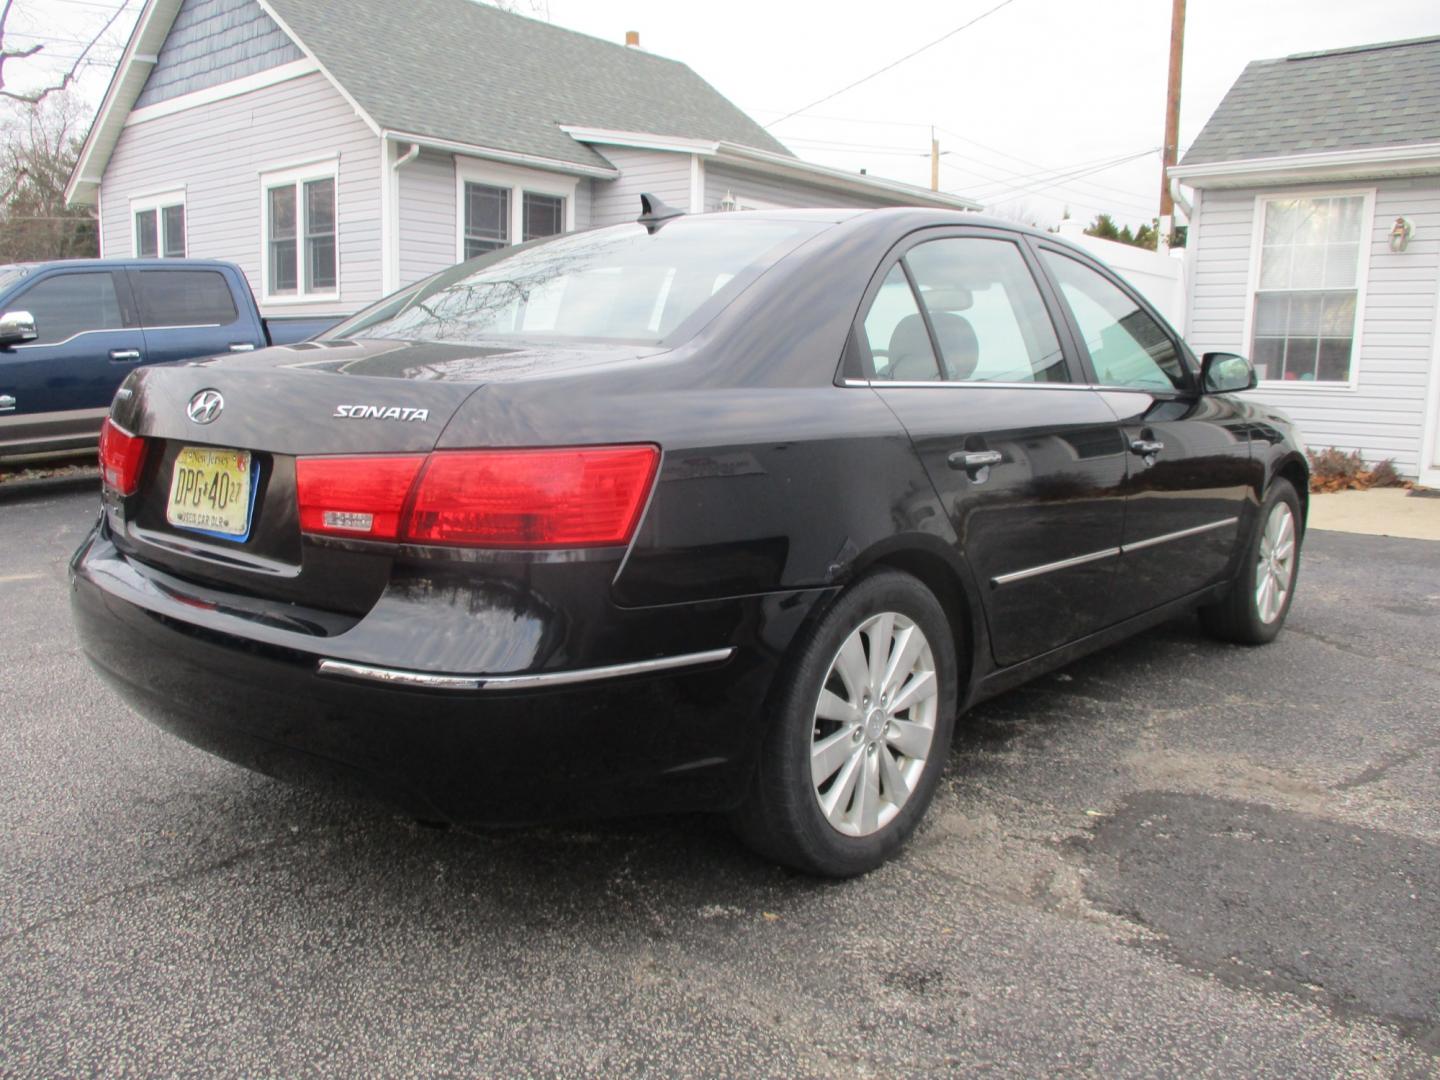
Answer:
849;538;981;696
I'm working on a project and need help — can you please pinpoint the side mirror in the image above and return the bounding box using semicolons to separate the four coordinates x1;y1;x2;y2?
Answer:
0;310;37;347
1201;351;1256;394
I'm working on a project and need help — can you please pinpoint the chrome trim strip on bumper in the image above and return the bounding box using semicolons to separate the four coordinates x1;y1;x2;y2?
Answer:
316;647;736;692
1121;516;1239;554
991;547;1121;587
990;516;1242;587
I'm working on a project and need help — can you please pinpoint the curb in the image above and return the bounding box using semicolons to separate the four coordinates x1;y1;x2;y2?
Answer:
0;469;102;502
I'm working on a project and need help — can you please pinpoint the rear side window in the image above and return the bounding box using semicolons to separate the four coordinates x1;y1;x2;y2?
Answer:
862;264;940;381
10;272;124;346
904;238;1068;383
1039;250;1185;391
134;270;238;328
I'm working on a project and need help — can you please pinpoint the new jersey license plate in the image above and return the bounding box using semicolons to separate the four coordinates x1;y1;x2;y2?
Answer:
166;446;255;539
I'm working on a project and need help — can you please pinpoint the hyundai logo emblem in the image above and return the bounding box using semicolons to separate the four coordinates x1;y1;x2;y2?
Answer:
186;389;225;425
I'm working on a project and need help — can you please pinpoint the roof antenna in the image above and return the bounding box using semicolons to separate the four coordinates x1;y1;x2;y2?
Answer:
637;192;684;233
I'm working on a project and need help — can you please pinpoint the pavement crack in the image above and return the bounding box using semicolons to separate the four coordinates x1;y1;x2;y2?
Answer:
1285;625;1440;678
1334;736;1440;791
0;832;313;948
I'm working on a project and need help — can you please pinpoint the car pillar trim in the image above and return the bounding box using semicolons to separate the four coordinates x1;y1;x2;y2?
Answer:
1120;517;1240;554
990;547;1121;588
315;647;737;692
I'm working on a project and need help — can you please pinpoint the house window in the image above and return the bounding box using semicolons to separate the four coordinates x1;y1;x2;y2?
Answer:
455;159;576;262
464;183;511;257
131;192;185;258
1250;193;1368;385
522;192;564;241
262;162;338;300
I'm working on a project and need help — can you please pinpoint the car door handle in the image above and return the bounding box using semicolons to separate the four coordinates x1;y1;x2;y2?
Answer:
948;450;1003;471
228;343;256;352
109;349;142;362
1129;438;1164;456
0;394;14;412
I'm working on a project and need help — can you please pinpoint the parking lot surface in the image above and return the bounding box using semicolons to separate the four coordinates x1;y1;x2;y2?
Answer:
2;484;1437;1077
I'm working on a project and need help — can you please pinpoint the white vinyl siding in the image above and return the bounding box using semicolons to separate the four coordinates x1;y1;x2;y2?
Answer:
1185;176;1440;475
397;149;458;286
589;147;694;226
100;71;379;316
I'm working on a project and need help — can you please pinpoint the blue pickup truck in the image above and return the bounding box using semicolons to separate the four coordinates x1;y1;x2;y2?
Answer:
0;259;342;463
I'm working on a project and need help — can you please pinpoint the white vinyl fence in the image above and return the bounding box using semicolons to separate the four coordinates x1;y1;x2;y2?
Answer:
1053;219;1187;330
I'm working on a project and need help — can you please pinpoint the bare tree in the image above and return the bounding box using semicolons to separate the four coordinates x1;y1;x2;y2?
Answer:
0;0;130;104
486;0;551;19
0;93;96;259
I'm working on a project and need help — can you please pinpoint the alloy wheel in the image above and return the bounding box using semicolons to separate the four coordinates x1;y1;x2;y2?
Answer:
1255;502;1297;624
809;612;938;837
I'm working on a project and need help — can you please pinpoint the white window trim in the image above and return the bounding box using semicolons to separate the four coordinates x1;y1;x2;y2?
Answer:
1240;186;1375;392
130;188;186;258
259;157;340;305
453;156;578;264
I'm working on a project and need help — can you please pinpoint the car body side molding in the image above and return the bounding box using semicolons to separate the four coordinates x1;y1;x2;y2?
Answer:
316;647;737;692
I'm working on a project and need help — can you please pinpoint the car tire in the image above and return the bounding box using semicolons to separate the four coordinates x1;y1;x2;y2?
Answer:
1199;478;1303;645
732;569;959;877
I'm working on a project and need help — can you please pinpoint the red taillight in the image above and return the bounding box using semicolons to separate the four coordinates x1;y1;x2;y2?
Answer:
295;455;425;539
98;418;147;495
405;446;659;547
294;445;659;548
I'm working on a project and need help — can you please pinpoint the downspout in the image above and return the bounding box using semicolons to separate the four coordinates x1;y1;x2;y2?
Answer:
395;142;420;170
1169;177;1192;220
381;140;420;294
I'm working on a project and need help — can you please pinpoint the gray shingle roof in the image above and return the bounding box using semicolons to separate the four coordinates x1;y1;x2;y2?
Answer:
1180;35;1440;166
266;0;792;170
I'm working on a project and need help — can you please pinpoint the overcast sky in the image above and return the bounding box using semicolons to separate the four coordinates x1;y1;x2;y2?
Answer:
20;0;1440;229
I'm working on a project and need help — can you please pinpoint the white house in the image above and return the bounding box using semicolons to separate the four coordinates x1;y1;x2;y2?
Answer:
64;0;979;325
1171;35;1440;486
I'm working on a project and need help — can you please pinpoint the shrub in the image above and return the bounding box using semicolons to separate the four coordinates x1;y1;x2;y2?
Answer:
1307;448;1409;492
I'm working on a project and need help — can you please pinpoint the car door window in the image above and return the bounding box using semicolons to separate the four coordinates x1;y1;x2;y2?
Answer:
10;272;124;346
904;237;1069;383
862;264;940;381
1039;250;1185;391
133;269;239;327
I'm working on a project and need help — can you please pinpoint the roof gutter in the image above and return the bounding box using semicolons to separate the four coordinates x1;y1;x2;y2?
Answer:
1170;141;1440;189
559;125;983;211
384;130;620;179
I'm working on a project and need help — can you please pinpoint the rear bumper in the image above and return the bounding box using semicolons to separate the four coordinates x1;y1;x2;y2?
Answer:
70;525;832;823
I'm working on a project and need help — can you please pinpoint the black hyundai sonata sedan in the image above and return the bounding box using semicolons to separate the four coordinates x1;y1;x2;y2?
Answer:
71;205;1308;876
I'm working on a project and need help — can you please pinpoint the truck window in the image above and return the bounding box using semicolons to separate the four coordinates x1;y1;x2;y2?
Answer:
9;272;124;346
134;269;239;328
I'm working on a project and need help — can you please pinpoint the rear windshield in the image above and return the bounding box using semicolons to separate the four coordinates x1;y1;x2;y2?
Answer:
326;218;827;346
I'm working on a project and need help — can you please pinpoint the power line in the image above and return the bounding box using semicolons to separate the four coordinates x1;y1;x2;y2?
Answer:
950;145;1156;193
943;157;1156;215
947;147;1160;209
935;125;1156;207
762;0;1022;128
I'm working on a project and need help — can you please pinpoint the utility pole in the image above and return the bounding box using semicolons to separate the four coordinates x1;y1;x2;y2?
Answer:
931;127;940;192
1157;0;1186;254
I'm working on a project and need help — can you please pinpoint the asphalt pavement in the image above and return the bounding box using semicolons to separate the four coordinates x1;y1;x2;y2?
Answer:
1;484;1437;1077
